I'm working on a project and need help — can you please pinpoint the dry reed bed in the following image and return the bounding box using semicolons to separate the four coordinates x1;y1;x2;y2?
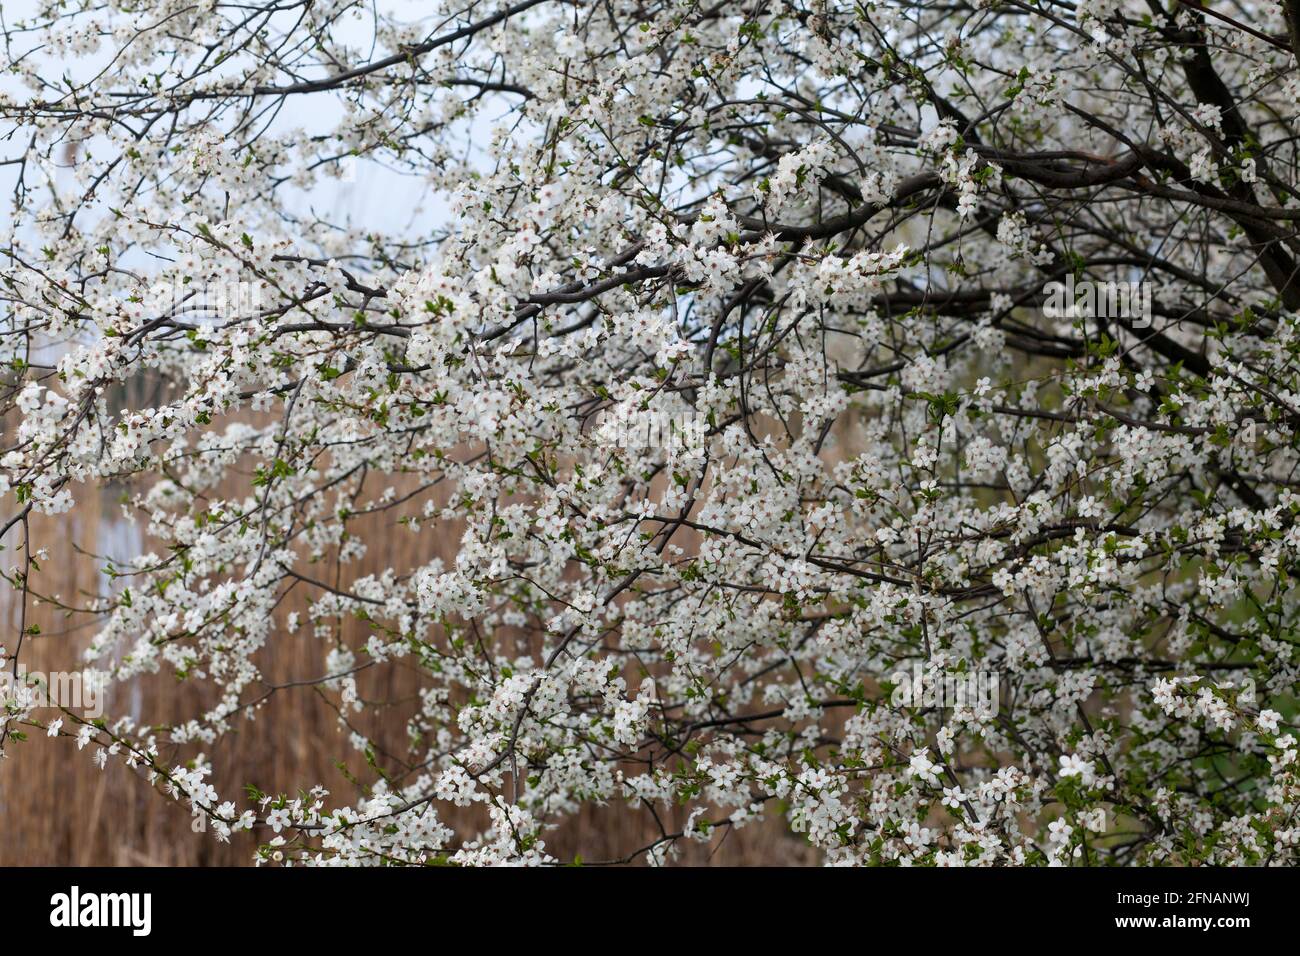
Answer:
0;412;835;866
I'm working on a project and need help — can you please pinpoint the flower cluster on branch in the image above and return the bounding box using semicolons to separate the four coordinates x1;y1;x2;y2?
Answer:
2;0;1300;865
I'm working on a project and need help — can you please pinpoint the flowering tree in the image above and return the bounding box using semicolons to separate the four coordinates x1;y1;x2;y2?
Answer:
2;0;1300;866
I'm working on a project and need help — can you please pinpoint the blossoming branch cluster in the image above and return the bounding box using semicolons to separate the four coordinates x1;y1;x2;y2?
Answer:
1;0;1299;865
